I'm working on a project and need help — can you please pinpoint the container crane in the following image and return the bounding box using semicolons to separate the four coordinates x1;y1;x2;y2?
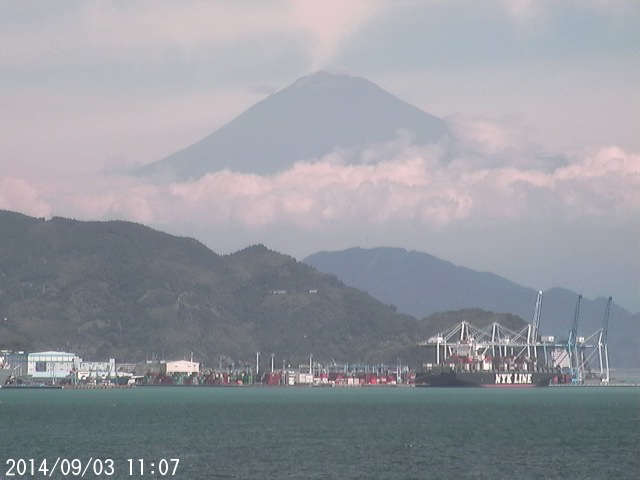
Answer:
565;296;613;384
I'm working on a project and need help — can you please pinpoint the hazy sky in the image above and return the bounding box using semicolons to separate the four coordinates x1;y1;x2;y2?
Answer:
1;1;639;312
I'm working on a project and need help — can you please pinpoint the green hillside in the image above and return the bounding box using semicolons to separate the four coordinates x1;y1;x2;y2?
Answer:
0;212;415;365
0;211;532;368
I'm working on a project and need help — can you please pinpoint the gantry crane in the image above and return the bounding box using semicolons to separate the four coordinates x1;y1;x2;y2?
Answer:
560;296;613;385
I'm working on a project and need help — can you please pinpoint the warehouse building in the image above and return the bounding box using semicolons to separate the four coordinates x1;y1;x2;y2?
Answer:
165;360;199;375
27;351;82;380
77;358;116;381
134;359;200;376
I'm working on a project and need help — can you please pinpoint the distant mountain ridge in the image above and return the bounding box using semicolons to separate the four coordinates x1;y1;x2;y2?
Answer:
137;71;449;179
305;247;531;318
303;247;639;368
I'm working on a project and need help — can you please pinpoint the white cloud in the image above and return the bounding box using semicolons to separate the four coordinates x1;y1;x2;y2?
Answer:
0;177;52;219
448;115;536;158
1;1;638;311
0;1;377;71
493;0;636;25
287;0;380;69
2;134;638;310
6;136;635;234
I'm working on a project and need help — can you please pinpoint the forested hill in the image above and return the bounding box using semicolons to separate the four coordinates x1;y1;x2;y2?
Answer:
5;211;626;369
0;211;433;366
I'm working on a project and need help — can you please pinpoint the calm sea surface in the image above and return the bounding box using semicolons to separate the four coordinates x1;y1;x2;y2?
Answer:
1;387;638;480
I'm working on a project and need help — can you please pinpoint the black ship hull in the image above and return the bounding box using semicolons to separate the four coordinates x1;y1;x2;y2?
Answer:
415;370;556;388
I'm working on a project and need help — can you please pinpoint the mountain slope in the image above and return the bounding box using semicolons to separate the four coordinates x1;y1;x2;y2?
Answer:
303;247;639;368
4;212;634;369
137;71;449;179
0;211;238;359
304;247;532;318
0;211;430;366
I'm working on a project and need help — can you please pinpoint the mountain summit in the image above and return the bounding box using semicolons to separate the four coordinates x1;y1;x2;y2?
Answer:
138;72;449;180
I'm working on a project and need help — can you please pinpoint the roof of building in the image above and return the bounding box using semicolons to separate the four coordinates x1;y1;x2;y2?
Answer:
29;351;77;357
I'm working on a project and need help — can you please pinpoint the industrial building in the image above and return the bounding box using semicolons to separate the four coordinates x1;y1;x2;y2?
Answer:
27;351;82;380
165;360;199;375
77;358;116;381
134;359;200;377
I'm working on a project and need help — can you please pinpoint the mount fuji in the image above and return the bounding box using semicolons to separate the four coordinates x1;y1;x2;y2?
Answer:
137;72;449;180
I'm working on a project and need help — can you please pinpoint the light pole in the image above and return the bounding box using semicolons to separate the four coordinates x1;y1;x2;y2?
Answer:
256;352;260;381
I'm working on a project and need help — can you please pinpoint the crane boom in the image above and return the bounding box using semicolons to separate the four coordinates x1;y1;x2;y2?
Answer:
568;294;582;383
598;297;612;384
531;290;543;341
569;294;582;349
527;290;544;360
601;296;612;345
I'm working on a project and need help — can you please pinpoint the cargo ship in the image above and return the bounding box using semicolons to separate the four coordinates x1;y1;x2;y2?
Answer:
415;369;556;387
415;319;558;388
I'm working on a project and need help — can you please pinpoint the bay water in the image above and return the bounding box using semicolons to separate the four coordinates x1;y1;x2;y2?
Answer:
1;387;638;479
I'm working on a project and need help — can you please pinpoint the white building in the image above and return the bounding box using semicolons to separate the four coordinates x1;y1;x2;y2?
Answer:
165;360;199;375
27;351;82;380
78;358;116;381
